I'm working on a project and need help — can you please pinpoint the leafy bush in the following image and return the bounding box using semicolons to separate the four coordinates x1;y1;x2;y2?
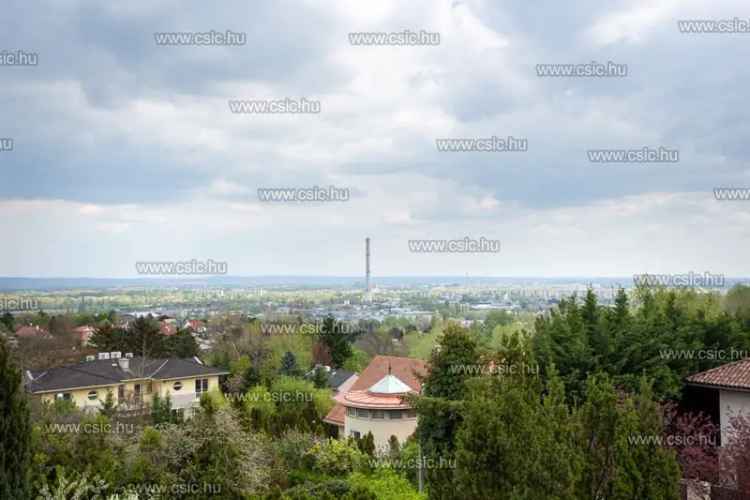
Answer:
305;438;366;476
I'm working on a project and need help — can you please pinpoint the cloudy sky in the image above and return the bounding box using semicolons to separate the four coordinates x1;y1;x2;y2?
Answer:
1;0;749;278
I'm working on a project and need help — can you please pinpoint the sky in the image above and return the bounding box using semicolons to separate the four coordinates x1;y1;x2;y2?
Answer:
1;0;749;278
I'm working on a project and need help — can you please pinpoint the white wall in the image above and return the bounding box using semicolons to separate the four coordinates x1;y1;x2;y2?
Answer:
719;389;750;445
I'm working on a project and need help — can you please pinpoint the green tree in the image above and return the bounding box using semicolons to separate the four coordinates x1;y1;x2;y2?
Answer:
165;328;199;358
318;315;353;369
413;324;479;499
151;392;174;425
576;374;680;500
99;390;116;418
454;370;582;499
280;351;301;376
357;431;375;457
312;366;329;389
0;337;31;499
1;312;15;333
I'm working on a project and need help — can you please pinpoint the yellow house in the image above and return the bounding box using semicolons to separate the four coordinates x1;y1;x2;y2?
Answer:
25;354;228;418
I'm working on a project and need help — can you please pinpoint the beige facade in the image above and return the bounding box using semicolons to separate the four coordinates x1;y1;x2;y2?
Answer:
344;408;418;451
37;375;221;416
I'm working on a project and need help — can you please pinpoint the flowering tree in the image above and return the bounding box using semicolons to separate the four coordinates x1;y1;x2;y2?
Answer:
720;414;750;494
662;403;719;487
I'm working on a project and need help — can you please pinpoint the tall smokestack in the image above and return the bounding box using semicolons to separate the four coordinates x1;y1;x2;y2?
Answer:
365;237;371;292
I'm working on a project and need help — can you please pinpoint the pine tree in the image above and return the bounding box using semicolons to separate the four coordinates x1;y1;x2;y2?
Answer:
0;337;31;499
318;315;353;368
359;432;375;457
280;351;300;376
312;366;329;389
1;312;15;333
414;323;479;499
99;389;116;418
454;370;582;499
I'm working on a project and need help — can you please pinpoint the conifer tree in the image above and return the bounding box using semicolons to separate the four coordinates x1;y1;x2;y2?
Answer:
0;337;31;499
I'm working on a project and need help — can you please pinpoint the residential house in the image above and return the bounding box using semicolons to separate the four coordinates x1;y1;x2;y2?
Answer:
159;321;177;336
25;354;229;418
323;355;426;451
15;325;50;339
686;358;750;446
74;325;96;346
184;319;207;333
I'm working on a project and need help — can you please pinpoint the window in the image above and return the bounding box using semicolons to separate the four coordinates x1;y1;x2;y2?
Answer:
171;408;185;421
406;410;417;418
350;430;361;439
146;382;153;394
117;385;125;400
56;393;71;401
372;410;384;419
173;381;183;391
134;384;142;402
87;390;98;401
389;410;403;419
356;408;370;418
346;407;355;417
195;378;208;394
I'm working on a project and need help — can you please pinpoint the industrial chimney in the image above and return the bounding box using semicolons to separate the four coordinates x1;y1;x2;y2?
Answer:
365;237;371;292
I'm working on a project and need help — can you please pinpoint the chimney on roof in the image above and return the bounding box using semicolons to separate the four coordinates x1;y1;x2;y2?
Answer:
117;357;130;373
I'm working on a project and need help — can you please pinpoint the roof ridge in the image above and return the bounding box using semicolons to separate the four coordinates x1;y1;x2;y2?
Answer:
149;359;170;378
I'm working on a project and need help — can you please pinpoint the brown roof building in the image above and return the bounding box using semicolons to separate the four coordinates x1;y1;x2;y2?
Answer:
323;355;426;450
686;358;750;448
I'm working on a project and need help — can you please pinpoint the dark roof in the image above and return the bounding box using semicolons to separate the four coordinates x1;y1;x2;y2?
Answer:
26;357;228;393
686;358;750;392
328;369;356;390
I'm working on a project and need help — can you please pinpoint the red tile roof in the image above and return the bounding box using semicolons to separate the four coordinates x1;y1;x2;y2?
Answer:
323;356;427;425
15;325;49;338
344;390;413;409
686;358;750;391
323;402;346;426
349;355;426;392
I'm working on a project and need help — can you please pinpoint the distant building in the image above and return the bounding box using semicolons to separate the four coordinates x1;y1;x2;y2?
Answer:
15;325;50;339
159;321;177;336
74;325;96;346
25;356;229;418
324;355;426;450
184;319;207;333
